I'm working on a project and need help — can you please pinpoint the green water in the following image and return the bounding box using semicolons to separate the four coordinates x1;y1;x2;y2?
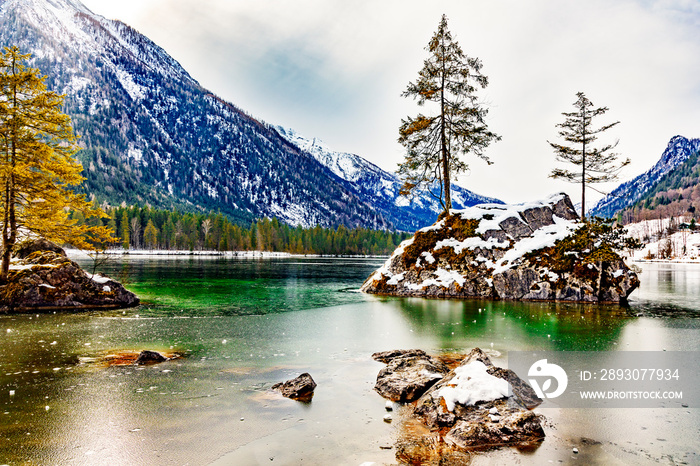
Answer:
93;256;379;317
0;258;698;465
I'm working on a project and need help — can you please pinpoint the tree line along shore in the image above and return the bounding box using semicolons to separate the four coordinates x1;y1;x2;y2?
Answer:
71;206;412;256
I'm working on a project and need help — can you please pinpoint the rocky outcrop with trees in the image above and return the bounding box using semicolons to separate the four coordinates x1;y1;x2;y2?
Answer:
361;193;640;303
0;239;138;312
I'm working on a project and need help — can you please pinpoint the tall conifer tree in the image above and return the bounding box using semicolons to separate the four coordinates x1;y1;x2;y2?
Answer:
120;211;130;250
549;92;630;221
143;219;159;249
398;14;499;215
0;46;113;282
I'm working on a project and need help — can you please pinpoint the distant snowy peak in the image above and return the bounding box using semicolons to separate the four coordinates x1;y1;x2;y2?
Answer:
275;126;383;183
275;125;503;230
589;135;700;219
3;0;93;16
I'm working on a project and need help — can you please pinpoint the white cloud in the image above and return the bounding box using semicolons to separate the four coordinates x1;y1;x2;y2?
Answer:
82;0;700;206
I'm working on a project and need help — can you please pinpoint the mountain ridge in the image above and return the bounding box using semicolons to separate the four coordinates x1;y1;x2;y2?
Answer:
588;135;700;219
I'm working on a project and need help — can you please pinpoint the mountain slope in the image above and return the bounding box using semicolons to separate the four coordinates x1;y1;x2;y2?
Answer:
589;136;700;219
0;0;501;232
0;0;389;229
276;127;503;230
619;147;700;222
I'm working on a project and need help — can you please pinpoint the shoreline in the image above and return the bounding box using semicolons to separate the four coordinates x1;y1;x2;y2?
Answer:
64;248;389;260
631;258;700;264
63;248;699;263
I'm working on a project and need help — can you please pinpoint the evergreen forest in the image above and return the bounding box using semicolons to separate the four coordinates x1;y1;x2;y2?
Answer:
72;206;411;256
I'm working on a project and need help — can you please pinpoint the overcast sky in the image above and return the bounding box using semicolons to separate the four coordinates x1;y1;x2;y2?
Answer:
80;0;700;205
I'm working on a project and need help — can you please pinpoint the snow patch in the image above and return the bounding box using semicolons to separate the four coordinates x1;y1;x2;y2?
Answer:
420;369;444;380
387;272;405;285
435;236;509;254
127;147;143;162
86;273;111;284
406;268;466;290
114;67;145;101
9;263;57;271
66;76;90;93
437;361;510;411
487;216;579;274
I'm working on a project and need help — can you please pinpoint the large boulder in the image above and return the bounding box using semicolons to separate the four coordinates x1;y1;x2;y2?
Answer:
0;240;139;312
376;348;545;459
361;193;639;303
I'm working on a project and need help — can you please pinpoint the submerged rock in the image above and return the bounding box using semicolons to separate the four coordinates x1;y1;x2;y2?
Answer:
272;373;317;402
135;350;168;365
375;348;545;459
0;239;139;312
361;193;639;303
99;350;183;366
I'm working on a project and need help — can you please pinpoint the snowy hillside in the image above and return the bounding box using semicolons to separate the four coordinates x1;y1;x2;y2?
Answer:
624;217;700;262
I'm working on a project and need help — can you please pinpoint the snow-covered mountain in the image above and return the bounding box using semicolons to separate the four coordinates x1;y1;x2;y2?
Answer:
276;127;503;230
0;0;500;231
589;135;700;219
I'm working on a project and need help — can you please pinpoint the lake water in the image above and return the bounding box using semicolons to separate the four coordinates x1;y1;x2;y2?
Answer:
1;258;698;465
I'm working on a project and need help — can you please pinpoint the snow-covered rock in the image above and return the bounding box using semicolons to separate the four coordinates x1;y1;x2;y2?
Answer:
361;193;640;303
378;348;545;460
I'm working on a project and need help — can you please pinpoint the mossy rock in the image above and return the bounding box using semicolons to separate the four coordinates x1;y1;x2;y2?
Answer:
14;239;66;259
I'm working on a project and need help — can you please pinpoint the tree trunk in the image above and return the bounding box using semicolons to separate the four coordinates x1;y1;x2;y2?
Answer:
581;107;587;222
1;183;10;284
581;147;586;221
440;39;451;214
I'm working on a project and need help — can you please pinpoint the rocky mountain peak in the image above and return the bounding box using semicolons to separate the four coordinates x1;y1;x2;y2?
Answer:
589;135;700;219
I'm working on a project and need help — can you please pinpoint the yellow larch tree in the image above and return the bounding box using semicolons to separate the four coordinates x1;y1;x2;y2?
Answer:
0;46;114;282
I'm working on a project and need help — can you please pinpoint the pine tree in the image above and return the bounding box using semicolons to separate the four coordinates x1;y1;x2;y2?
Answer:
549;92;630;221
143;219;159;249
120;211;130;249
0;47;113;282
398;14;500;215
